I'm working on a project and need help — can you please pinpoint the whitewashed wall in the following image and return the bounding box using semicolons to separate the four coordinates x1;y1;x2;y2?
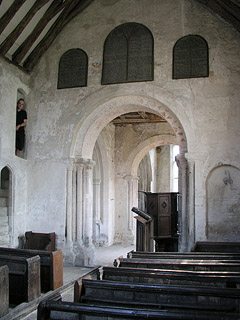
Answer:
1;0;240;252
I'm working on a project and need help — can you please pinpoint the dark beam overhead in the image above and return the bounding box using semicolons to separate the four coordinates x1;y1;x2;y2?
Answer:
12;0;69;64
0;0;27;35
196;0;240;32
0;0;50;56
0;0;239;73
23;0;94;72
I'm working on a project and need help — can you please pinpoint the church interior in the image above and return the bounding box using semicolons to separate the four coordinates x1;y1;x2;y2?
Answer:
0;0;240;319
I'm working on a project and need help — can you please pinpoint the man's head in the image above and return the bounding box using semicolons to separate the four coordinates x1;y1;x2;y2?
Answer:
17;99;25;110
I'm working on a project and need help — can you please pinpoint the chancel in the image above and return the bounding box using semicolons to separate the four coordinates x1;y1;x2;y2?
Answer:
0;0;240;319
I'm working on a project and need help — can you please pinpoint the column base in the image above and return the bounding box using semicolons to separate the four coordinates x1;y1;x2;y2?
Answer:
73;243;96;266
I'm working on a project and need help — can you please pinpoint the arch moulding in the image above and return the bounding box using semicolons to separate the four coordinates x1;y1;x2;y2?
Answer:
71;95;187;159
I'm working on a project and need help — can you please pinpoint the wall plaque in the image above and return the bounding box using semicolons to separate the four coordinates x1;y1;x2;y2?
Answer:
58;49;88;89
173;35;209;79
102;23;154;85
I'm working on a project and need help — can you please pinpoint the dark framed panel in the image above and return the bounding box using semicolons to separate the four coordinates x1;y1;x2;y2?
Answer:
173;35;209;79
57;48;88;89
102;22;154;85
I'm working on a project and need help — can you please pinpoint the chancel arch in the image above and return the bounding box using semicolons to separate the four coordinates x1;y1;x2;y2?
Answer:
66;95;190;261
71;95;187;159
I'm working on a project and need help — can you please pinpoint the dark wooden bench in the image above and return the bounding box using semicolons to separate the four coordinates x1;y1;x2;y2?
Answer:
98;266;240;288
0;254;40;305
192;241;240;253
0;265;9;317
74;278;240;314
114;257;240;271
37;300;240;320
127;250;240;260
0;247;63;292
24;231;56;251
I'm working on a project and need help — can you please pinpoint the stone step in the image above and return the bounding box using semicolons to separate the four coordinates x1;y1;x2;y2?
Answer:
0;235;10;246
0;207;7;216
0;189;8;197
0;226;9;235
0;197;7;207
0;215;8;224
2;180;9;189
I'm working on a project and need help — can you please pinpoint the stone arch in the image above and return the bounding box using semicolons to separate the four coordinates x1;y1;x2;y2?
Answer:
71;95;187;159
67;94;189;259
125;134;178;177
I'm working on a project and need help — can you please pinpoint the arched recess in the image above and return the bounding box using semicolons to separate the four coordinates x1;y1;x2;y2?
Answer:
71;95;187;159
126;134;178;177
0;165;14;246
117;134;179;243
206;164;240;241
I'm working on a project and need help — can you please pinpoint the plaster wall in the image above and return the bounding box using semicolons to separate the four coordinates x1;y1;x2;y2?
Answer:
1;0;240;247
0;58;30;246
28;0;240;244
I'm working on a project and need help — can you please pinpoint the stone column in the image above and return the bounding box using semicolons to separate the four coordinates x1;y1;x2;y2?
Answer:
66;165;73;246
185;154;195;250
93;178;101;243
72;164;77;242
82;160;94;246
176;154;188;252
126;175;134;230
74;159;96;266
76;162;84;245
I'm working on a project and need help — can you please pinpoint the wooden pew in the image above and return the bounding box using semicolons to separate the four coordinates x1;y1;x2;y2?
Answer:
0;247;63;292
98;266;240;288
24;231;56;251
74;278;240;314
0;265;9;317
192;241;240;253
127;250;240;260
37;300;240;320
0;254;40;305
114;257;240;271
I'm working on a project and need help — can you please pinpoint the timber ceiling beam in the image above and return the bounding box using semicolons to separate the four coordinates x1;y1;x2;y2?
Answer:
12;0;70;64
0;0;50;56
0;0;26;35
196;0;240;32
23;0;94;72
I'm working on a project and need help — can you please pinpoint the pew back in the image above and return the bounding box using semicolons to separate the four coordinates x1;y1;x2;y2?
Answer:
24;231;56;251
0;247;63;291
0;265;9;317
114;257;240;271
37;300;240;320
99;266;240;288
192;241;240;253
0;254;40;304
76;278;240;313
127;250;240;260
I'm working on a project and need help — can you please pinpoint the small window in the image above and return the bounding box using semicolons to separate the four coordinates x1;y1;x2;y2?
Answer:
173;35;209;79
171;145;179;192
58;49;88;89
102;23;154;85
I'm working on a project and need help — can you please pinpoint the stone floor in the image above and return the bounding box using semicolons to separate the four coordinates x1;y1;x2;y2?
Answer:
8;243;135;320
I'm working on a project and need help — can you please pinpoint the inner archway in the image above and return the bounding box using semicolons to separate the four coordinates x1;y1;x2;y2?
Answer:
66;94;189;265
